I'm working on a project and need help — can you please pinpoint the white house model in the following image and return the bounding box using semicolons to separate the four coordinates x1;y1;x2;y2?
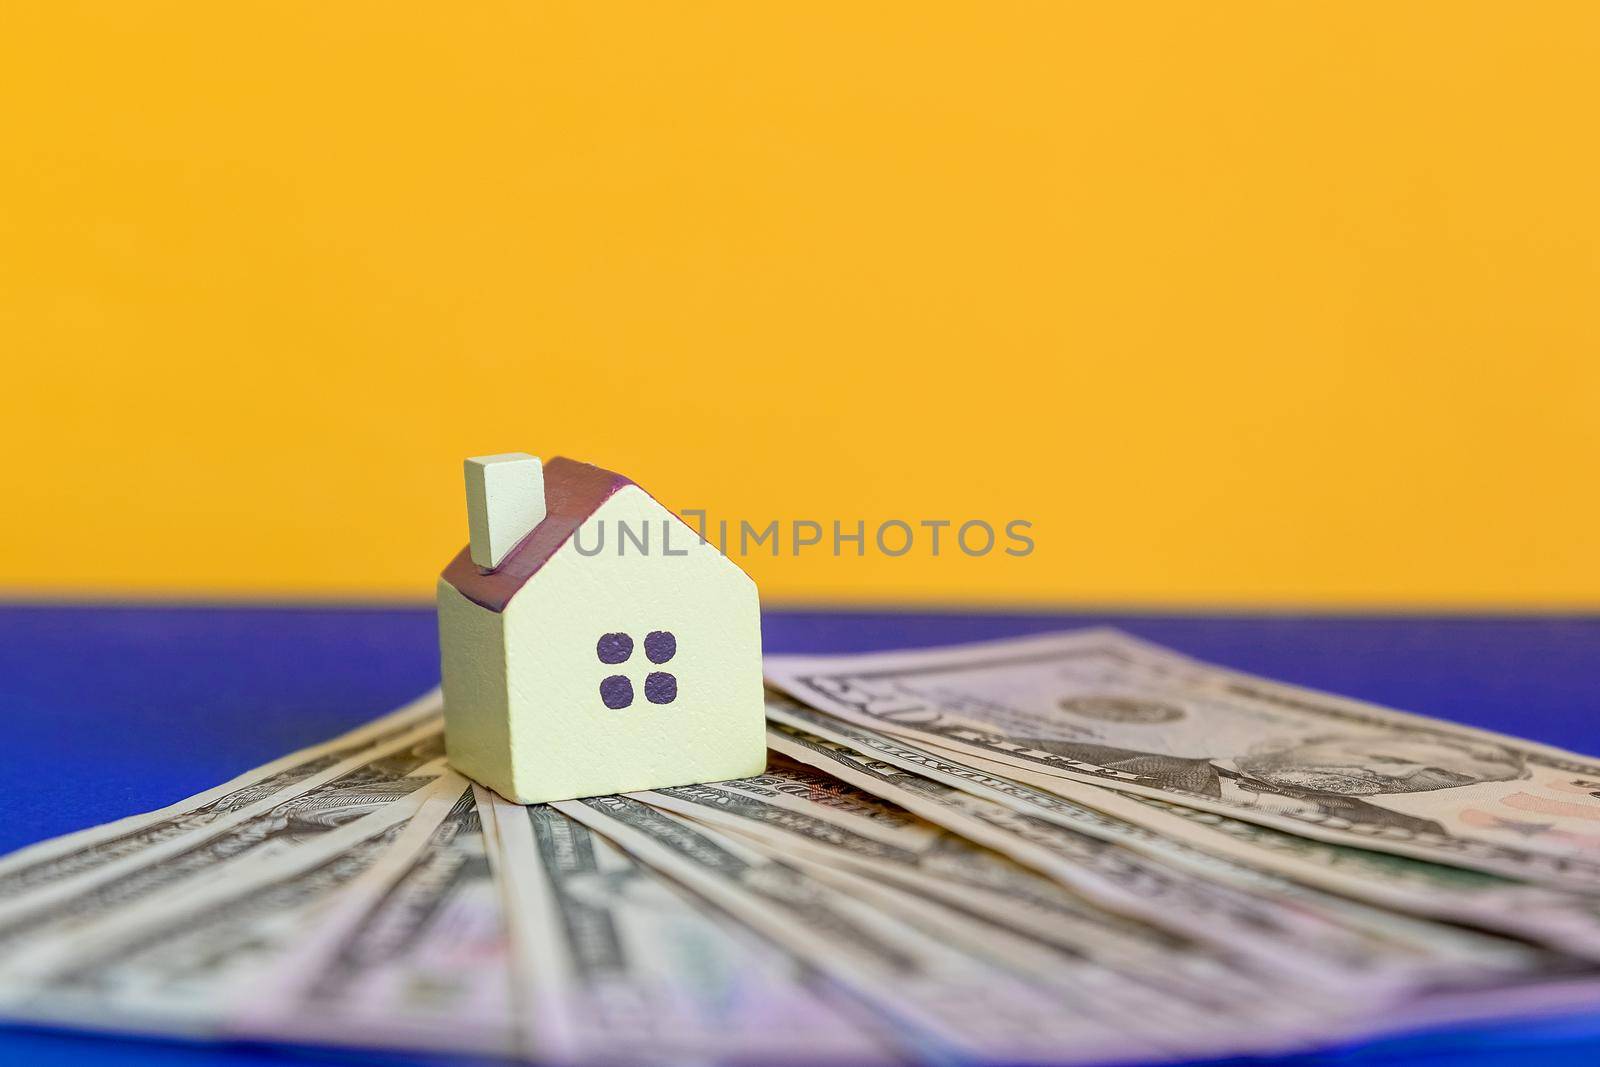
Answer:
436;453;766;804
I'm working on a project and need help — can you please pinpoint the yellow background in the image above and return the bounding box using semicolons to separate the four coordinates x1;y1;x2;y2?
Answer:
3;4;1596;606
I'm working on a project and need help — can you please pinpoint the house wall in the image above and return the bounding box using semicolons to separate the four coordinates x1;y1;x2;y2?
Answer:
436;578;514;796
496;486;765;803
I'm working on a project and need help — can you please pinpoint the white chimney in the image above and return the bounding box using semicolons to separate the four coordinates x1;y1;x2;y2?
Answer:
463;453;546;570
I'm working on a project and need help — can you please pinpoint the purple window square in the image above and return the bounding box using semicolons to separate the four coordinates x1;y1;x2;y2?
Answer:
599;675;634;709
644;630;677;664
597;632;633;664
644;671;677;705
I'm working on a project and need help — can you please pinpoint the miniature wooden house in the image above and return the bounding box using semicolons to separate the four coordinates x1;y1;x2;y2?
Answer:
436;453;765;804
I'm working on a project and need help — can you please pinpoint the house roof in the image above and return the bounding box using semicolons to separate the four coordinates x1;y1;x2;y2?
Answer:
440;456;637;613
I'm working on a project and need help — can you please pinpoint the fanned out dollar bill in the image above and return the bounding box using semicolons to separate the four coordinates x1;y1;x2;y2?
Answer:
635;756;1538;994
765;629;1600;890
1;632;1598;1066
763;691;1600;961
490;790;894;1064
0;775;464;1036
236;781;519;1056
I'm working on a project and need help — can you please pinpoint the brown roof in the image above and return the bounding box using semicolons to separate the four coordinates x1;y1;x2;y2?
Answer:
440;456;636;612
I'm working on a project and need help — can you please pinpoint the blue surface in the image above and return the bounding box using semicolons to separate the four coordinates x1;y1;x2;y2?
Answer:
2;604;1598;1065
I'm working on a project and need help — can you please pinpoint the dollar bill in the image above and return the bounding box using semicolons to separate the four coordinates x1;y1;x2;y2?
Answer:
763;696;1543;987
236;781;517;1057
556;793;1223;1064
635;764;1351;1045
2;663;1593;1065
914;729;1600;959
638;759;1241;977
765;630;1600;890
637;760;1442;1003
488;793;893;1065
0;774;460;1034
697;813;1342;1059
0;724;447;981
0;690;442;904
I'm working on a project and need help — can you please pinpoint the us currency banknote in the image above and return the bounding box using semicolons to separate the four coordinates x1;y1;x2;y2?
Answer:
762;691;1600;957
1;670;1595;1066
701;815;1337;1059
0;725;447;981
765;630;1600;890
762;695;1542;988
237;782;517;1057
638;760;1255;982
489;792;892;1065
0;690;441;905
912;728;1600;959
635;758;1473;1010
634;763;1350;1042
557;793;1227;1064
0;774;460;1032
